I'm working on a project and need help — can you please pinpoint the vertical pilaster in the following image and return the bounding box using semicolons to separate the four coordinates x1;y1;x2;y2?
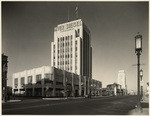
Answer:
25;87;27;96
78;75;81;96
63;70;66;97
32;84;35;96
42;79;44;97
52;67;56;96
71;73;75;97
84;76;86;96
87;77;90;95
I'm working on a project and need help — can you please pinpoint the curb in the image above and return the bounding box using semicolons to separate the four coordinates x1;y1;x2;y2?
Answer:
2;100;21;103
42;98;67;100
42;97;86;100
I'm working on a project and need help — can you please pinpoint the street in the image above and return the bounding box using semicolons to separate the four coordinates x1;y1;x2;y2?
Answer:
2;95;138;115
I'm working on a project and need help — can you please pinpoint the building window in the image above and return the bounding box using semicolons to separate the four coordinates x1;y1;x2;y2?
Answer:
75;41;77;45
58;50;59;53
28;76;32;84
75;47;77;51
75;66;77;70
78;29;80;36
45;73;51;80
75;29;80;37
21;77;25;87
36;74;41;82
14;78;18;88
71;35;72;40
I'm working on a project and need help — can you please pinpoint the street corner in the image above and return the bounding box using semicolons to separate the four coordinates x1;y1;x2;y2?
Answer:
128;107;149;115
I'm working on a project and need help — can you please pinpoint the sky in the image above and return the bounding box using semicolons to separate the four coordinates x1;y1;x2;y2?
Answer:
2;2;149;92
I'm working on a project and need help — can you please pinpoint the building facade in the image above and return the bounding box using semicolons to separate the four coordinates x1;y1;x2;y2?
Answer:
106;83;122;96
101;83;126;96
2;54;8;102
118;70;127;89
12;66;102;97
51;19;92;79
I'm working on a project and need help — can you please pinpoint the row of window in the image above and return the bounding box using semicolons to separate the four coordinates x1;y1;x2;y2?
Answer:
14;73;51;88
58;35;73;42
58;47;74;53
59;66;72;71
58;60;72;65
58;41;72;48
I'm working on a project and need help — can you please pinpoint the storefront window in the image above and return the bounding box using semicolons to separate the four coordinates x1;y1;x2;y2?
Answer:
14;78;18;88
36;74;41;82
28;76;32;84
21;77;25;87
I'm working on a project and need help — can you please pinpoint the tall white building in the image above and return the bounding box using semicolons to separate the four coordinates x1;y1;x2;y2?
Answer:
51;19;92;79
118;70;126;89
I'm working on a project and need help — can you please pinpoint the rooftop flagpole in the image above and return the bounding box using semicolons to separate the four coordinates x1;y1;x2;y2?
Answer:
68;6;70;22
75;3;78;19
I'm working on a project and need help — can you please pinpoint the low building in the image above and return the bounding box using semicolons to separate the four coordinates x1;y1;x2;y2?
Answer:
90;79;102;96
102;83;125;96
12;66;102;97
102;88;108;96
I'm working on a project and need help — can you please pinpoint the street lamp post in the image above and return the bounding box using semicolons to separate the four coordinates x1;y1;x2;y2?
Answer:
135;32;142;110
140;69;143;100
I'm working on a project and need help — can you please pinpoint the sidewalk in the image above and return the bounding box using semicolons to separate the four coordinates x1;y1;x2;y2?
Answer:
128;107;149;115
128;97;149;115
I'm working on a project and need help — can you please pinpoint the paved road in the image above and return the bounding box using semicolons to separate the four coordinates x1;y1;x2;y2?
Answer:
2;95;137;115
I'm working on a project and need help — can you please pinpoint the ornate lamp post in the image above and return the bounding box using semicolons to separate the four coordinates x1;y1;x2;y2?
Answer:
135;32;142;110
140;69;143;100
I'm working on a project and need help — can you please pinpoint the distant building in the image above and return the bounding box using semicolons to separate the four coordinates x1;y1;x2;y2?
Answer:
129;90;135;95
90;79;102;96
12;66;102;97
2;54;8;102
102;88;108;96
106;83;123;96
118;70;126;89
117;70;127;95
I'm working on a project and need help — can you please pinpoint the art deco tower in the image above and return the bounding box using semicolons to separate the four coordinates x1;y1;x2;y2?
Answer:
51;19;92;78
